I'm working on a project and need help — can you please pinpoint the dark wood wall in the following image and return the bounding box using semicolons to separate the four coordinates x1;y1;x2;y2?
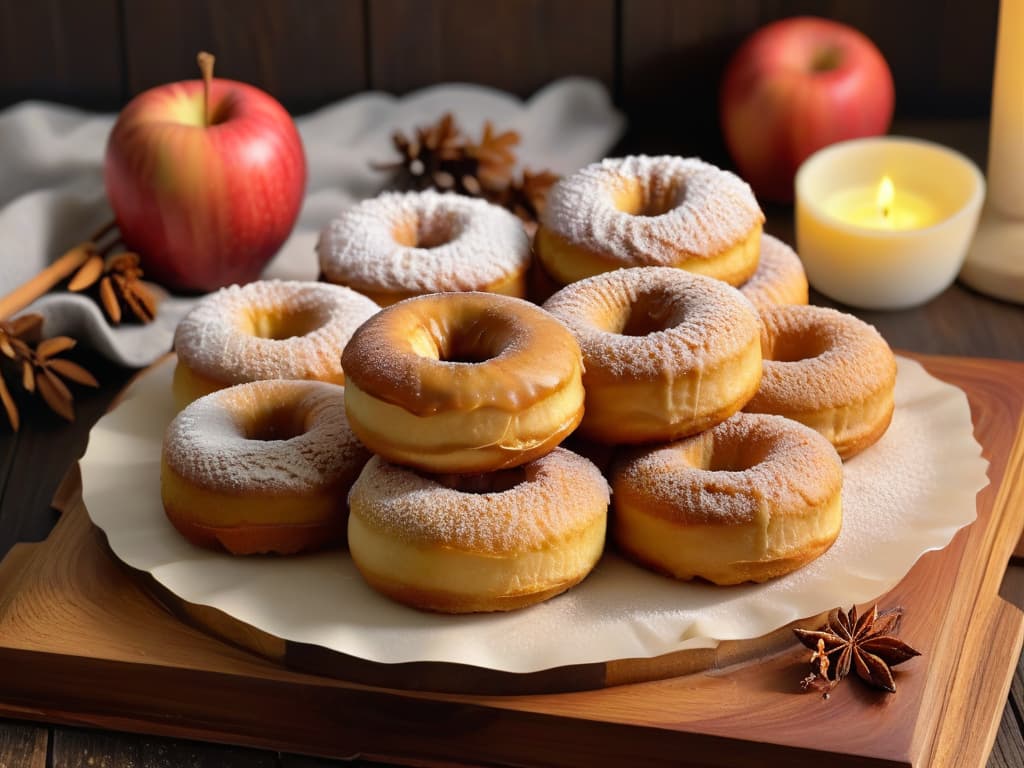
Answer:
0;0;998;156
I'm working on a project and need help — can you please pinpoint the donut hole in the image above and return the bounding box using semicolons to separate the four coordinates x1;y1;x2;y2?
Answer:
243;406;307;442
410;316;506;364
616;291;685;336
248;307;325;340
393;212;458;249
613;177;684;218
707;438;772;473
437;467;528;494
765;329;831;363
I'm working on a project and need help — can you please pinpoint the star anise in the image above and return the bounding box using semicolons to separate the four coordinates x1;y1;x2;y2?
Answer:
69;251;158;325
465;121;520;191
794;605;921;695
0;314;98;429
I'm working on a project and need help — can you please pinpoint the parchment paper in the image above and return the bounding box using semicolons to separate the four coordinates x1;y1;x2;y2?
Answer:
81;356;988;672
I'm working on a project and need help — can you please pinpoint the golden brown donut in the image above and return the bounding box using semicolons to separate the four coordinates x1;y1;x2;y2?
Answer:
535;155;764;287
341;292;585;473
744;304;897;459
348;448;609;613
172;280;379;409
612;412;843;585
161;379;370;555
738;234;809;310
543;267;762;444
317;190;531;306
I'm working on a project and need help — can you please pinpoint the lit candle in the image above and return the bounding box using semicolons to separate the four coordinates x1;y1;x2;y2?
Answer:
823;176;939;231
795;137;984;310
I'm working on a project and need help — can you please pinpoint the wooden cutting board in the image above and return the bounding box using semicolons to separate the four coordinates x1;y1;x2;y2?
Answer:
0;354;1022;767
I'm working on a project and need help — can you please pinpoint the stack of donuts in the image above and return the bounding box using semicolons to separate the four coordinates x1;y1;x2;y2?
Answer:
160;153;897;615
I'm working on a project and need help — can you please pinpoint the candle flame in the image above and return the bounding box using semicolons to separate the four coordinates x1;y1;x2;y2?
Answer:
877;176;895;219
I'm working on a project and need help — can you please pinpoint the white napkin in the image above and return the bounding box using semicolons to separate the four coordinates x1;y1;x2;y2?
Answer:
0;78;625;368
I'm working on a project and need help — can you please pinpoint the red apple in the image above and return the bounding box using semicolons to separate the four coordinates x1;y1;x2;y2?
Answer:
104;53;306;292
720;17;894;202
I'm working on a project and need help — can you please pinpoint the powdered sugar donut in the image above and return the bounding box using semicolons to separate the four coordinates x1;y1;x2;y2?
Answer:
348;448;609;613
612;412;843;585
543;267;762;444
745;305;897;459
739;234;809;310
172;280;379;408
161;380;371;555
536;155;764;287
317;190;531;306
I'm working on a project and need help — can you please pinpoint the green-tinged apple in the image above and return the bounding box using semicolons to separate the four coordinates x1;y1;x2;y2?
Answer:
720;17;894;202
105;53;306;292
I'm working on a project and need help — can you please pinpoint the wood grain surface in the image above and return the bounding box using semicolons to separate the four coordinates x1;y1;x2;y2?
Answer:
0;354;1021;767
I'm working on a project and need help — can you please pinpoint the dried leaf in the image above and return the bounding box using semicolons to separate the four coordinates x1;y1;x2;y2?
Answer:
68;254;105;291
0;375;18;431
36;336;76;360
46;358;99;388
99;275;121;324
36;367;74;421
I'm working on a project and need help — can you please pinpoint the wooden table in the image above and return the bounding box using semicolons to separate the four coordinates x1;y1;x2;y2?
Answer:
2;119;1024;767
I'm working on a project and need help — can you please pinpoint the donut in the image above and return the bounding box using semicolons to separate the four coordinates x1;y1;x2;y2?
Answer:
341;292;585;473
348;448;609;613
172;280;379;409
535;155;764;287
161;380;370;555
317;190;531;306
738;234;809;310
744;304;897;459
543;267;762;444
612;412;843;585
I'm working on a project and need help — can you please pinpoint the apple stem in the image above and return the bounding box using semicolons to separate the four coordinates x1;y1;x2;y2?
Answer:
197;51;215;127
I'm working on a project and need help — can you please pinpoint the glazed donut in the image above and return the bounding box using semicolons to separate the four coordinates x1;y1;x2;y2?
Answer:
535;155;764;287
738;234;809;310
612;412;843;585
172;280;379;408
317;190;531;306
341;292;585;473
543;267;762;444
161;380;370;555
348;448;609;613
744;305;897;459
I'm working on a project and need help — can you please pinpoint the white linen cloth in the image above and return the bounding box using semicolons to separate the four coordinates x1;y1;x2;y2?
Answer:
0;78;624;367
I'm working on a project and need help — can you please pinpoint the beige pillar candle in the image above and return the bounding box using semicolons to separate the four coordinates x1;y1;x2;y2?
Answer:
988;0;1024;216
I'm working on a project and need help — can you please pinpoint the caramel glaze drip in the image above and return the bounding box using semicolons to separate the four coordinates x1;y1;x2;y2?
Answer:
341;292;582;417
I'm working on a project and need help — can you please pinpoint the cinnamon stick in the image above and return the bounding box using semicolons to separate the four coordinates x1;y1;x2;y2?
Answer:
0;243;94;320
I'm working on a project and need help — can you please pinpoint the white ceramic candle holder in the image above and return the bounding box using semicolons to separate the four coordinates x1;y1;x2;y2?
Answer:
795;136;985;310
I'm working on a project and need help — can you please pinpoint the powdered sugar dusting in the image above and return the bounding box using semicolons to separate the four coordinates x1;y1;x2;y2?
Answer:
163;379;369;494
543;267;760;380
350;448;609;553
614;412;842;525
541;155;763;264
739;234;808;310
318;190;530;294
749;305;896;411
174;280;380;385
